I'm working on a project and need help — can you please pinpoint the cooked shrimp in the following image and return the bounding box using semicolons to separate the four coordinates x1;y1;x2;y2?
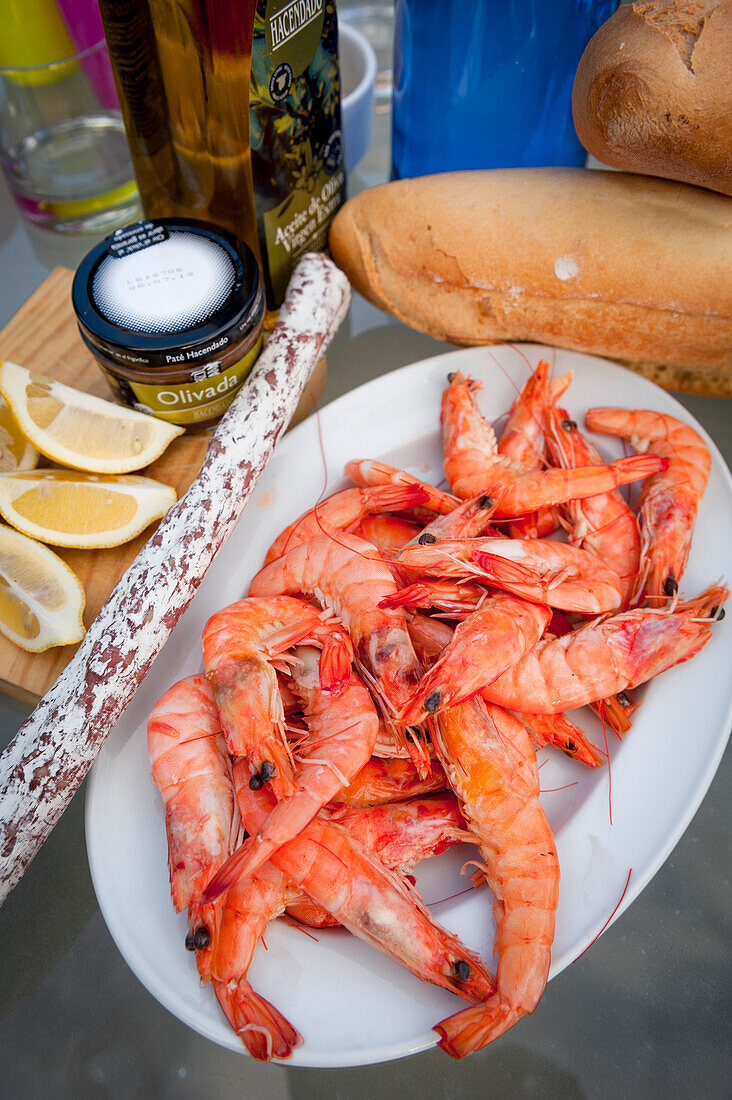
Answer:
232;763;496;1003
498;360;571;538
405;614;602;766
248;533;429;771
432;700;559;1056
480;584;727;713
287;793;468;929
345;458;458;516
333;756;447;807
398;537;623;614
148;676;300;1060
585;407;712;604
442;372;667;513
202;596;353;795
546;406;641;609
147;674;233;916
203;646;379;896
498;361;571;470
536;598;640;736
210;863;303;1060
264;483;429;565
399;597;551;725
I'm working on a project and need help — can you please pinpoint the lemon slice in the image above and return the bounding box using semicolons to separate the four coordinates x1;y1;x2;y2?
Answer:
0;524;85;651
0;470;177;549
0;394;38;472
0;360;184;474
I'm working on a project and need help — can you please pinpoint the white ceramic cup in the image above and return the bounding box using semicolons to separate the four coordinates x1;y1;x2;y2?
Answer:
339;21;377;173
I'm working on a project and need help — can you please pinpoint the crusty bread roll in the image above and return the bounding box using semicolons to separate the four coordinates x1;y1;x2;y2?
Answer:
329;169;732;384
572;1;732;196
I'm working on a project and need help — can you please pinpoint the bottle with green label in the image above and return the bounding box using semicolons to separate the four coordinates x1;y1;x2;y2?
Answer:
98;0;345;310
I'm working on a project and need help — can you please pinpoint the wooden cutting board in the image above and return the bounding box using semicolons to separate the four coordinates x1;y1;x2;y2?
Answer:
0;267;324;705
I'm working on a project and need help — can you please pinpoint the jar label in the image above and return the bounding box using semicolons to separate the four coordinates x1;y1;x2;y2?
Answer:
124;337;263;426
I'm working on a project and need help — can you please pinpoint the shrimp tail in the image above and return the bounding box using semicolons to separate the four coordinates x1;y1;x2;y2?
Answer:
214;978;303;1061
203;841;255;902
611;453;670;482
379;583;435;610
472;552;543;592
366;483;431;513
380;582;479;614
318;633;353;694
434;996;519;1059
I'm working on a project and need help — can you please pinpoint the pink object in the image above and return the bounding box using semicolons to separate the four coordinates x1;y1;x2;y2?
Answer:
55;0;119;108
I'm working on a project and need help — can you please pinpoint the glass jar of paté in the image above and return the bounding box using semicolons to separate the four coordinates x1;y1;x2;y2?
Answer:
72;218;264;430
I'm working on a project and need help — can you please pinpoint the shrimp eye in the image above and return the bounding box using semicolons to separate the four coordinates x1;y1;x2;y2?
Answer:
710;605;725;621
425;691;443;713
447;372;456;383
418;533;437;545
260;761;276;781
454;959;471;981
664;575;678;596
617;691;632;709
249;773;264;790
561;419;577;432
185;926;211;951
564;740;576;754
478;495;494;509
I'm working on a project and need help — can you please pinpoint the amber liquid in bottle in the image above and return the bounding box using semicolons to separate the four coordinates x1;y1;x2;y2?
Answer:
99;0;260;266
99;0;344;309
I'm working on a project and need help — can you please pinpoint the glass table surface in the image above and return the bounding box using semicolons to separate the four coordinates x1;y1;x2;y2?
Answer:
0;153;730;1100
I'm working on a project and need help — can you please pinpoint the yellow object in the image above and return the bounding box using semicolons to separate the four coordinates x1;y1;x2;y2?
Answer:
0;523;85;652
0;0;77;85
0;396;38;472
0;361;184;474
0;470;177;549
41;180;140;220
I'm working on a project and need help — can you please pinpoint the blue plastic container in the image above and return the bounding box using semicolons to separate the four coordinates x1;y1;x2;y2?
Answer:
392;0;618;179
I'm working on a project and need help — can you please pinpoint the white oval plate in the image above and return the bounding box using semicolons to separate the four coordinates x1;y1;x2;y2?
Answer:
86;345;732;1067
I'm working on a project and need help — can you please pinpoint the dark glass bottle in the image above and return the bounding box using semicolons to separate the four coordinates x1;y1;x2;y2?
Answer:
99;0;345;309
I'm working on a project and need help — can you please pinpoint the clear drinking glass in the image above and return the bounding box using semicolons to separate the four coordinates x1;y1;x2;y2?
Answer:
0;38;139;235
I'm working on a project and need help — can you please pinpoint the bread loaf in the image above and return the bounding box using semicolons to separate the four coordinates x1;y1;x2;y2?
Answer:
329;169;732;386
572;1;732;196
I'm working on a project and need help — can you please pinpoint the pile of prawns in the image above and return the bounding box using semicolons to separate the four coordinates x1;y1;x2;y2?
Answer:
148;361;725;1061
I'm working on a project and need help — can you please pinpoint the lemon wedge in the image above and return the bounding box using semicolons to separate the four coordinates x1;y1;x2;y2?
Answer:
0;524;85;651
0;394;38;472
0;360;184;474
0;470;177;549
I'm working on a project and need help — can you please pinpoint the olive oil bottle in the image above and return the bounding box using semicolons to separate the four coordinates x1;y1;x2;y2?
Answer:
98;0;345;308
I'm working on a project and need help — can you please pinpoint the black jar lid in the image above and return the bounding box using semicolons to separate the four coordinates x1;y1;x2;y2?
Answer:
72;218;263;369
